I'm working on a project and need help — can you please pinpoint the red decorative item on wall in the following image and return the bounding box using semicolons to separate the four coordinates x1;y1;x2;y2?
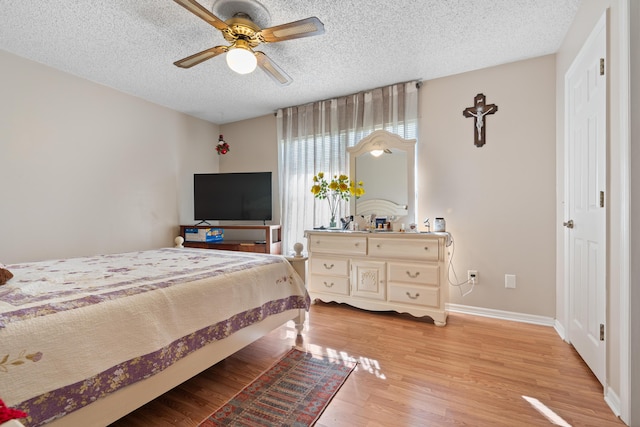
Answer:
216;134;230;155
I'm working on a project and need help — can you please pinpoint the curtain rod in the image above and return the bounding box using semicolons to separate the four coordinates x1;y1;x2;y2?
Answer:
274;79;422;116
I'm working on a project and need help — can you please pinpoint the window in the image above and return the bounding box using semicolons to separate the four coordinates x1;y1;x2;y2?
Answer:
277;82;419;253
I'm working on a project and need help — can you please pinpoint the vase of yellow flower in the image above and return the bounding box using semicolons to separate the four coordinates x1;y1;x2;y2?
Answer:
311;172;365;228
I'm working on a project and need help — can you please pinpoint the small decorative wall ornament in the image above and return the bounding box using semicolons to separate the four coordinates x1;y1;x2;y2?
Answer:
463;93;498;147
216;134;230;155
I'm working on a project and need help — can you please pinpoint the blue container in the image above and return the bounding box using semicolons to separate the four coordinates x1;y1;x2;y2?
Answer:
185;228;224;242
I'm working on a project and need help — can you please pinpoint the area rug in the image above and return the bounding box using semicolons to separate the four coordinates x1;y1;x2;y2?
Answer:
198;347;356;426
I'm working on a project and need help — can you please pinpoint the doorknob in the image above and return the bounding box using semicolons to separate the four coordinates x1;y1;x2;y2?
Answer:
563;220;574;229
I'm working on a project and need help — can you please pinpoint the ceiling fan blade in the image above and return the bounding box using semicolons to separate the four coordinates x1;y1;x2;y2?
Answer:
174;46;228;68
255;51;292;86
173;0;229;31
258;17;325;43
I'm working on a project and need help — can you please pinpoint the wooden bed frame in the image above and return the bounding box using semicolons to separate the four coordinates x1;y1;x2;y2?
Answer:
2;248;307;427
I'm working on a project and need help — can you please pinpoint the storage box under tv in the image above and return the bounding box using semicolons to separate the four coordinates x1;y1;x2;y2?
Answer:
184;227;223;242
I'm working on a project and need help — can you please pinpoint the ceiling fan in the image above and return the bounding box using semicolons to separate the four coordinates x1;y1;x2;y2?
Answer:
172;0;325;86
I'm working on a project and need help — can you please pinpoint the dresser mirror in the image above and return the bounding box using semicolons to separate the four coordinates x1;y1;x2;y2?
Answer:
348;130;417;224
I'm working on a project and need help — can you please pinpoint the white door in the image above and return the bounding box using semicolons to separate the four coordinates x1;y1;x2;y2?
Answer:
564;14;607;385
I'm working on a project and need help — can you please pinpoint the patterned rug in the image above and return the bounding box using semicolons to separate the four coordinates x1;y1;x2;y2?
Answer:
198;348;356;426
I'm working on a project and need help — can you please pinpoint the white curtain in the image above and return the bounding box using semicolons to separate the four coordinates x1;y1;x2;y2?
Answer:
277;81;419;254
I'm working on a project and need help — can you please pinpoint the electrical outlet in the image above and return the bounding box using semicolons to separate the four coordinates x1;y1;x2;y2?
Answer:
505;274;516;289
468;270;478;284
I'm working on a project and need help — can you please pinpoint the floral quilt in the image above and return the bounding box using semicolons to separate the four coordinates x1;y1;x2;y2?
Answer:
0;248;309;426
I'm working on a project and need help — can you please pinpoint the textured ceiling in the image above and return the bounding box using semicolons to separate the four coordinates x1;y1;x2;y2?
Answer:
0;0;580;124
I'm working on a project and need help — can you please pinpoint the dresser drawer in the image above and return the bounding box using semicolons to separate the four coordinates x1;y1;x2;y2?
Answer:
388;262;439;285
309;275;350;296
308;234;367;256
310;257;349;276
368;237;439;261
389;284;439;308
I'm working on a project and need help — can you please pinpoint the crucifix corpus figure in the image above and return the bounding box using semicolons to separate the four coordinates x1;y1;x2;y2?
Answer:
463;93;498;147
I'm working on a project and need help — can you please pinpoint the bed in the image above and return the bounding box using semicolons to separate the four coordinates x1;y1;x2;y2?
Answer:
0;246;309;427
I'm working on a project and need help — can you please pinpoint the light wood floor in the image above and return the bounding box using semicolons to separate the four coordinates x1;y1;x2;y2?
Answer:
110;302;624;427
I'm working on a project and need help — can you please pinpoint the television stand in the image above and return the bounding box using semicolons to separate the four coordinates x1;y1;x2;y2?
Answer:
179;224;282;255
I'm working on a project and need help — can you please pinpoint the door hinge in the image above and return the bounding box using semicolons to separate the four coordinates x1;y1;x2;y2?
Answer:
600;323;605;341
600;58;605;75
600;191;605;208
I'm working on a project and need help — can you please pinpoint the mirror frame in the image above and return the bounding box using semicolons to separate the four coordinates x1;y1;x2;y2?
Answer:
348;130;417;224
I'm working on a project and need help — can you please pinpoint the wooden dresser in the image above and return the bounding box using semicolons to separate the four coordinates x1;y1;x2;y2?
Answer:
305;230;449;326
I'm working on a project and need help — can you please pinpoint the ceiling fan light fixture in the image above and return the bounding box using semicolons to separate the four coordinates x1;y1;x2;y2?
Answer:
370;149;384;157
226;44;257;74
172;1;325;85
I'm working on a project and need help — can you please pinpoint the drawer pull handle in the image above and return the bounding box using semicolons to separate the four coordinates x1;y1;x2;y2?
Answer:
323;263;335;270
406;271;420;279
406;292;420;300
323;281;335;288
354;242;360;247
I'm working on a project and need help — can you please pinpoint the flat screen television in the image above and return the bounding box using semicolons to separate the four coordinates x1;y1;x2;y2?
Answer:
194;172;272;222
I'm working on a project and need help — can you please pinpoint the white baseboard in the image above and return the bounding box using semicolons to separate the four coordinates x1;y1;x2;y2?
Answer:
446;303;556;327
604;386;622;419
554;319;567;341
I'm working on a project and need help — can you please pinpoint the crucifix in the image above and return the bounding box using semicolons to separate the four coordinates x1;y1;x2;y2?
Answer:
463;93;498;147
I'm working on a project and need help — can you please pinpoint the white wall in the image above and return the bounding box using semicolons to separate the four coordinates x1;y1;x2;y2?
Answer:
419;55;556;317
218;114;280;223
2;50;554;318
0;50;219;263
220;55;557;319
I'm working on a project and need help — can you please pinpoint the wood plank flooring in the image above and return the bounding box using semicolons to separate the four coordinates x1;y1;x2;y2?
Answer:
110;302;624;426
